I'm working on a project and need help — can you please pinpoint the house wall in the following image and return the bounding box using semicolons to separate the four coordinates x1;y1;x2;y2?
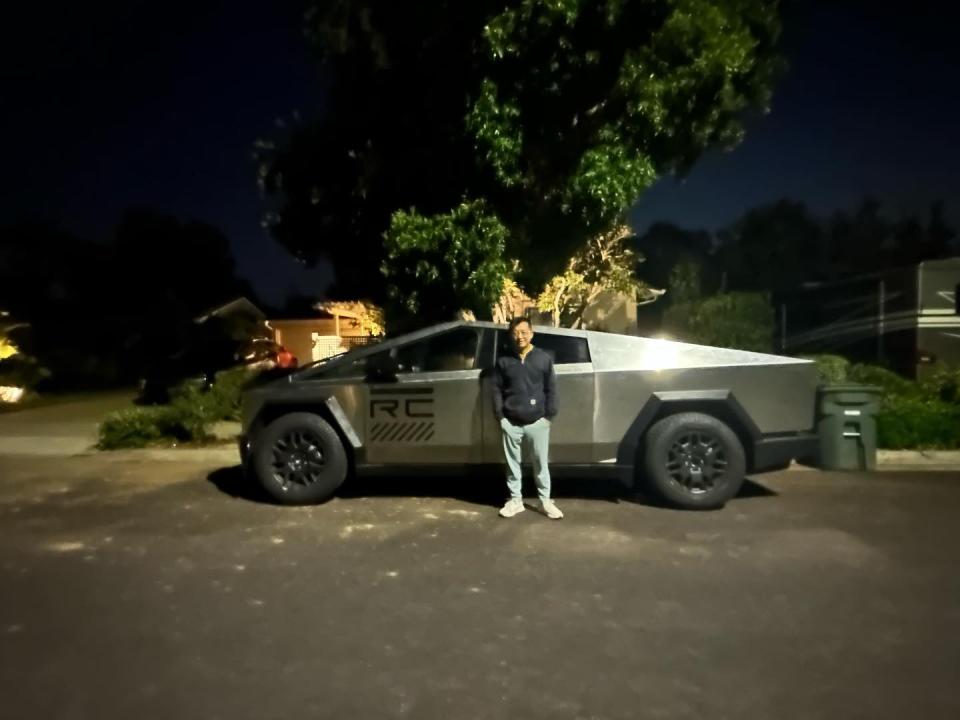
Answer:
269;317;376;364
581;291;638;334
270;325;313;365
498;292;638;335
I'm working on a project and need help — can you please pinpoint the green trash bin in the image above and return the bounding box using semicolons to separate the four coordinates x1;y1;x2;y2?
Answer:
815;385;883;470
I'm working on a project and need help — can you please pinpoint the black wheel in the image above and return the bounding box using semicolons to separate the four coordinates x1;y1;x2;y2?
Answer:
641;412;746;510
252;412;348;505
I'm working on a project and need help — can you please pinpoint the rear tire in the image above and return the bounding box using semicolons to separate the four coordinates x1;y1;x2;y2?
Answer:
642;412;746;510
252;412;348;505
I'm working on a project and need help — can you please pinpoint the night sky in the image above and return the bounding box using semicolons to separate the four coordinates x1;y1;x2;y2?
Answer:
3;1;958;305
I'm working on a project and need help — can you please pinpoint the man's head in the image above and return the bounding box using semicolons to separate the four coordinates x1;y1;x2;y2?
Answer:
508;317;534;353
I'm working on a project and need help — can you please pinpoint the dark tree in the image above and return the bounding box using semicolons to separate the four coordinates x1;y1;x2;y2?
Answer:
257;0;784;316
632;222;716;294
716;199;826;294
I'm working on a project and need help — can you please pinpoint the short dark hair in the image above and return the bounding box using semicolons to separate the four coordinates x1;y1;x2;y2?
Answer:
508;317;532;332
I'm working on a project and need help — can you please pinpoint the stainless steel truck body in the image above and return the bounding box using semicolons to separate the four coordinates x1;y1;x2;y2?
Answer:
240;322;819;509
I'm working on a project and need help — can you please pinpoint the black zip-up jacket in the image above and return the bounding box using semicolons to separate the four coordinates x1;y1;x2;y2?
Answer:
492;346;557;425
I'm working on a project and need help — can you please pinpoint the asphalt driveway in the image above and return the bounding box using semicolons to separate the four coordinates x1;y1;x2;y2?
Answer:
0;391;135;454
1;453;958;719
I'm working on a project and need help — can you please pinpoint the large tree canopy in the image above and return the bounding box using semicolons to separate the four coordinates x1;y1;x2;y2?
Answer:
257;0;782;317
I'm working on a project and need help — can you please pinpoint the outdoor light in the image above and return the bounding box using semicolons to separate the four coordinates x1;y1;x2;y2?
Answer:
0;386;25;403
0;337;19;360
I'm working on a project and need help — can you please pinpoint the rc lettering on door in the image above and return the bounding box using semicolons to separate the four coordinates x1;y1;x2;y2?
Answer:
369;387;435;443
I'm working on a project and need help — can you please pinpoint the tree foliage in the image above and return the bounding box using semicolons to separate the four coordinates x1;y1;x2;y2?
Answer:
257;0;783;314
535;224;663;327
381;201;511;328
714;199;824;294
638;197;959;302
663;291;774;352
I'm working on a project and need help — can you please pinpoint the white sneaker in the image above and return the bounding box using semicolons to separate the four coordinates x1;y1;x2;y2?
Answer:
499;498;525;518
540;499;564;520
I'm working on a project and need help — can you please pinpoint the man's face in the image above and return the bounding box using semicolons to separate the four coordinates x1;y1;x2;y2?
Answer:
511;322;534;352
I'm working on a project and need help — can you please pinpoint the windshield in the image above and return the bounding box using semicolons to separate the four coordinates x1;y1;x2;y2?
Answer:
296;350;350;371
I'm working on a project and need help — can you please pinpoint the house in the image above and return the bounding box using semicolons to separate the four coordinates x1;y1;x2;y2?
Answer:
269;301;384;364
491;281;641;335
579;290;641;334
777;257;960;378
194;297;270;341
0;311;34;403
193;297;383;365
0;311;29;361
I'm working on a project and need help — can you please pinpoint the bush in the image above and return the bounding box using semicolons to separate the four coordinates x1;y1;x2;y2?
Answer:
98;409;161;449
847;363;921;398
99;407;170;449
98;405;215;449
98;365;256;449
797;355;960;450
207;366;254;421
918;364;960;403
169;366;252;421
0;354;50;392
876;395;960;450
662;292;774;352
800;354;850;385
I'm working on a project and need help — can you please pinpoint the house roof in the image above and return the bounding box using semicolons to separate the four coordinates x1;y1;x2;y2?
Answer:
194;297;265;324
313;300;376;320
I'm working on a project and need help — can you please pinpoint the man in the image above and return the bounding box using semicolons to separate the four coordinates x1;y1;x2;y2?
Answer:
492;317;563;520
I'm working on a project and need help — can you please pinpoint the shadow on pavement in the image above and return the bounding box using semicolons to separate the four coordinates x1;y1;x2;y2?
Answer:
207;466;274;504
739;477;779;499
341;473;642;509
207;466;655;508
207;465;776;509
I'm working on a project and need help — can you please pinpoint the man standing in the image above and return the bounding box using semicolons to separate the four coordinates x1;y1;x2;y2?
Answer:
492;317;563;519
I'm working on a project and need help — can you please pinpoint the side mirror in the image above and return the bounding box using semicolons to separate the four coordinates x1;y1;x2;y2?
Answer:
365;353;399;382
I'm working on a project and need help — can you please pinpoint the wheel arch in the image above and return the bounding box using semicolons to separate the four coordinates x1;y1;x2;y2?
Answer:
250;397;361;471
616;390;761;471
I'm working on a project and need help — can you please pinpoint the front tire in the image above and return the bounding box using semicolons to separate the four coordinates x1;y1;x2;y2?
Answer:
642;412;746;510
252;412;348;505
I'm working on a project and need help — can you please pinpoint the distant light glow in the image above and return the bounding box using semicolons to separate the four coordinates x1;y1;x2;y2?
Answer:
0;386;25;403
0;338;19;360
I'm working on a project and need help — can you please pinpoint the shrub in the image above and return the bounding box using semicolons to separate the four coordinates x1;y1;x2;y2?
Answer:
98;407;171;449
207;366;254;421
847;363;920;398
662;291;774;352
98;366;256;449
795;355;960;449
169;366;253;422
0;354;50;392
876;395;960;450
800;354;850;385
918;363;960;403
98;404;216;449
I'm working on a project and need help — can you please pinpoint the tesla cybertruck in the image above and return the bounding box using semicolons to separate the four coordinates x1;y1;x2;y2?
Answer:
239;321;819;509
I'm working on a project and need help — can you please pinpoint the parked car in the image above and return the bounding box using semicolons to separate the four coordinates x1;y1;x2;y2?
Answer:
239;321;819;509
237;338;298;370
138;334;296;404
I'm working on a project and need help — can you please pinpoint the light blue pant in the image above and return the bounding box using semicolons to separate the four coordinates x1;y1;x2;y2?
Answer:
501;417;552;500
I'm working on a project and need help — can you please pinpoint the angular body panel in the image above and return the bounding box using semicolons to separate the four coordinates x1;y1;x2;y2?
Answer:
241;322;818;477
